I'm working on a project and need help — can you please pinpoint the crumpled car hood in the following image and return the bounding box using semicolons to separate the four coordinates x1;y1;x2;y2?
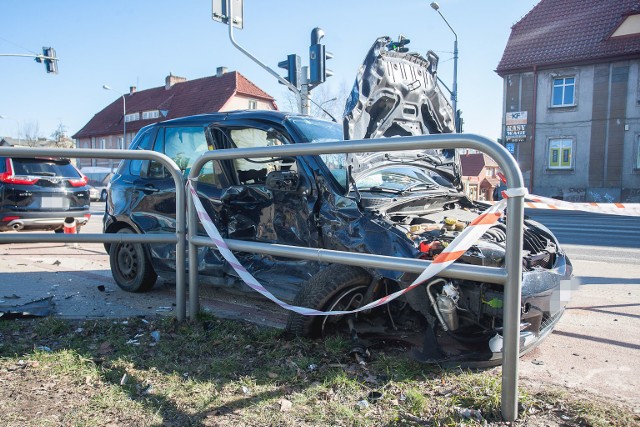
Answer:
342;36;460;187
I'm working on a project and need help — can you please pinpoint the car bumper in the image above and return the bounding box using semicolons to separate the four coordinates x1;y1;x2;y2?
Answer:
0;211;91;232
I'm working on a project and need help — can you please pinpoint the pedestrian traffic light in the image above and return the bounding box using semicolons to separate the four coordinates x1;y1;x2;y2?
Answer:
309;27;333;86
278;54;301;90
42;47;58;74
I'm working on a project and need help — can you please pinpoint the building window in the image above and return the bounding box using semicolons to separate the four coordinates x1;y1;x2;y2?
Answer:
248;99;258;110
142;110;160;120
125;112;140;122
100;139;106;149
551;77;575;107
548;138;573;169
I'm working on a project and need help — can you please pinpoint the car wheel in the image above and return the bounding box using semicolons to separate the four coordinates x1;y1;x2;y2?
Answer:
286;265;372;338
100;190;107;202
109;228;157;292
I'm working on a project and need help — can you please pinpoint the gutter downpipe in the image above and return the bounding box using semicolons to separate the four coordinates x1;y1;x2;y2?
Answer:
529;65;538;193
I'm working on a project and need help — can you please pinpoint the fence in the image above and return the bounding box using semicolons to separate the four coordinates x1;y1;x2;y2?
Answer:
187;133;526;421
0;134;526;421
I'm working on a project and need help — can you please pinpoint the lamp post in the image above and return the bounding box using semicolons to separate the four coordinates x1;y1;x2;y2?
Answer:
102;85;126;149
0;115;20;144
430;1;458;131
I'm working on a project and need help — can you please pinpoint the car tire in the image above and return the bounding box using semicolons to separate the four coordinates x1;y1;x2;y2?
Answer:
286;265;371;338
109;228;157;292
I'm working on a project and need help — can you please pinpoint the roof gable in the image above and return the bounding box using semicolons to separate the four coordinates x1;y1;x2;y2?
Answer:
73;71;276;139
497;0;640;74
460;153;498;177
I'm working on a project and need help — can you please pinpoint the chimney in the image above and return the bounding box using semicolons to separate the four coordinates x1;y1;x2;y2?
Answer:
165;73;187;89
216;66;228;77
129;86;136;94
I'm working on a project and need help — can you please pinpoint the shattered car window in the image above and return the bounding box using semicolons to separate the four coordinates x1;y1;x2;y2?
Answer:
163;126;209;172
357;166;438;192
289;116;348;188
289;117;343;143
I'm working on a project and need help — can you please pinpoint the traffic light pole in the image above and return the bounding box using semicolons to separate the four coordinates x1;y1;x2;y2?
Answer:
300;66;311;115
224;0;301;109
0;51;58;74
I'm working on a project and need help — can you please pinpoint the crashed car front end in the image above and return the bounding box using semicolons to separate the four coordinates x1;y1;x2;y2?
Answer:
285;36;573;365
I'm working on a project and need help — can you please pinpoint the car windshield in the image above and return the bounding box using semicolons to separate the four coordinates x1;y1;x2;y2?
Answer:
288;116;348;188
356;166;438;193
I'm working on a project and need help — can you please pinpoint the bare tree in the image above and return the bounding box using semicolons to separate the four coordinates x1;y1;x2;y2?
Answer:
21;121;41;146
310;81;351;122
50;122;67;141
48;122;74;148
279;80;351;122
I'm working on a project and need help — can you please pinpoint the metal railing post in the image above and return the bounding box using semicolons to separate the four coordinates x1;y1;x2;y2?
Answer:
502;192;525;420
188;183;200;318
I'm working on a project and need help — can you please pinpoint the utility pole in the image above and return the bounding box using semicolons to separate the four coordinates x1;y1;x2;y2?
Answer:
430;2;459;131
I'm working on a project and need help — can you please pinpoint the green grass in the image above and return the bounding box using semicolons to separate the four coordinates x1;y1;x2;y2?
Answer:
0;315;637;426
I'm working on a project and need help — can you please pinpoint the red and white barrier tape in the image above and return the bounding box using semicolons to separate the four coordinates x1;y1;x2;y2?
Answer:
519;193;640;217
187;180;513;316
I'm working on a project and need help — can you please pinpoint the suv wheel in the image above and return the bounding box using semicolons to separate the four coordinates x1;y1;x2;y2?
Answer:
109;228;157;292
286;265;372;337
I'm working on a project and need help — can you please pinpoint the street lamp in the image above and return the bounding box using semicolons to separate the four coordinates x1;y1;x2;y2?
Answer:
0;115;20;144
430;1;458;131
102;85;126;149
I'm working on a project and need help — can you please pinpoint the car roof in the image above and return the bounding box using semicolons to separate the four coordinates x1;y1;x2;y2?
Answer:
150;110;298;128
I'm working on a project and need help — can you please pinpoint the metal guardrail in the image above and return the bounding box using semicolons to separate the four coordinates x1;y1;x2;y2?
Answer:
187;133;525;421
0;147;188;321
0;136;526;421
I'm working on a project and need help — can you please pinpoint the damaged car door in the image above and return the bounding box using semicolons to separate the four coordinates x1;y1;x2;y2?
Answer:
206;122;321;299
106;123;222;290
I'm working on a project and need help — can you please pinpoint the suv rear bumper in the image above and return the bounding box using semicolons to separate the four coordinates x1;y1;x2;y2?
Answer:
0;211;91;232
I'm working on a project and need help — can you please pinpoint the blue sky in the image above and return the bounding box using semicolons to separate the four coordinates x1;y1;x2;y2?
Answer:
0;0;538;141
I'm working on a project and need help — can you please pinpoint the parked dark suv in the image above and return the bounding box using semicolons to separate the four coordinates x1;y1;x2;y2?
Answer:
0;157;91;232
104;37;572;365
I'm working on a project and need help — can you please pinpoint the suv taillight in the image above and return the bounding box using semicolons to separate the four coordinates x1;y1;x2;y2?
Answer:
0;158;39;185
68;175;89;187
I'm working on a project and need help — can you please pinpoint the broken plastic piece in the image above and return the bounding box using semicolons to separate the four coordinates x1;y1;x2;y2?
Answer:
0;296;54;319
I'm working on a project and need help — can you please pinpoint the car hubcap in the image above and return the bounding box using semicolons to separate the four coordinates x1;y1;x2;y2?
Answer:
117;243;138;281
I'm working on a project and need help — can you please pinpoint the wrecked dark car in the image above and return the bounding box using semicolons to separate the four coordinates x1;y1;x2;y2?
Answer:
104;37;572;365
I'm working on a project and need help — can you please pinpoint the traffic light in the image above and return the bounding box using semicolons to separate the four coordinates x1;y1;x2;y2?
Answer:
388;36;411;52
278;54;301;90
42;47;58;74
309;27;333;86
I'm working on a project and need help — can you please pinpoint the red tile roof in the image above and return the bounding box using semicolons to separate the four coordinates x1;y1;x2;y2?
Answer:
460;153;499;177
73;71;277;139
497;0;640;74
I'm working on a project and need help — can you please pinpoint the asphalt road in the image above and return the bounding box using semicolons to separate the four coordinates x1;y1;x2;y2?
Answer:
1;203;638;406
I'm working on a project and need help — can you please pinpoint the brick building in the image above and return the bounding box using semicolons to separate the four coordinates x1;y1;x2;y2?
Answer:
73;67;277;169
